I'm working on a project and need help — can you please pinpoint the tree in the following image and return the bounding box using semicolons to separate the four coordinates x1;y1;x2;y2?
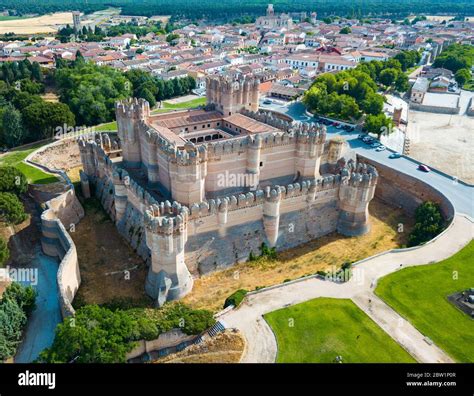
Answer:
137;86;156;107
365;113;393;138
0;282;36;361
379;68;399;87
22;101;75;140
361;93;384;115
0;167;27;195
454;68;471;86
0;238;8;267
339;27;351;34
0;192;27;224
408;202;444;246
1;105;25;148
395;73;410;92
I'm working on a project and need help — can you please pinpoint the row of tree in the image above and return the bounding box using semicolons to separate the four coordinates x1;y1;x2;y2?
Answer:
57;21;171;43
125;69;196;108
433;44;473;86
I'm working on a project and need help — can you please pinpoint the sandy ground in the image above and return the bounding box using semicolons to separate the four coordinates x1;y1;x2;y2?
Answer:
407;91;474;184
31;140;81;174
0;12;79;34
71;198;150;308
153;329;245;363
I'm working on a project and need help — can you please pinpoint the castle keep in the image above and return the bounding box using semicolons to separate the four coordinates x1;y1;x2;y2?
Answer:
78;73;378;306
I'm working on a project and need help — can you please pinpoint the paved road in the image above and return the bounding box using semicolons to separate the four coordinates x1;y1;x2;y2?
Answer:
261;100;474;218
222;214;472;363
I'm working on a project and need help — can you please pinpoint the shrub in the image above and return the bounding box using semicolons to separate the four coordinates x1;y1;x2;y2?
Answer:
0;192;27;224
224;289;248;308
0;238;9;267
0;167;28;195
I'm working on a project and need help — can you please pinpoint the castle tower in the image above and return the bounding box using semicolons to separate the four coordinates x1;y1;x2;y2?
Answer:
337;163;378;236
295;123;326;179
144;203;193;306
206;74;260;116
78;139;97;178
116;98;150;169
169;142;207;205
263;186;282;247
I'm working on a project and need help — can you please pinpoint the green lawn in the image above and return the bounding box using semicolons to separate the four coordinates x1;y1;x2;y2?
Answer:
376;241;474;362
0;15;29;21
151;97;206;113
264;298;415;363
94;121;118;131
0;143;58;185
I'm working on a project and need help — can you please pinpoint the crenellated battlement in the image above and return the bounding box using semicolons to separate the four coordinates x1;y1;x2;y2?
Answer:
116;97;150;120
187;174;342;219
144;202;188;236
340;161;379;188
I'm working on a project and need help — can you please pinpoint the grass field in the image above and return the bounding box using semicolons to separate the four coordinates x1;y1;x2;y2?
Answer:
152;97;206;114
94;121;118;131
0;143;58;184
265;298;416;363
376;241;474;363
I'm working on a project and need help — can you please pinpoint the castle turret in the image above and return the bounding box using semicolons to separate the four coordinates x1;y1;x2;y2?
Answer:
169;142;207;205
116;98;150;169
247;134;263;182
337;163;378;236
112;169;128;224
144;203;193;306
263;186;282;247
294;122;326;179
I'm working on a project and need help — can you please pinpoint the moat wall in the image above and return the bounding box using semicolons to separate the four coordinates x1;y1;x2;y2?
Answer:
40;187;84;318
359;156;455;220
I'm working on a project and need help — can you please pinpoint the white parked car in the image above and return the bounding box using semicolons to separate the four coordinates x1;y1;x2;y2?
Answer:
376;145;386;151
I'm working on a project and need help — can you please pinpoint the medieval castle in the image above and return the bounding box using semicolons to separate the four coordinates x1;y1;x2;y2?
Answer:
78;73;378;306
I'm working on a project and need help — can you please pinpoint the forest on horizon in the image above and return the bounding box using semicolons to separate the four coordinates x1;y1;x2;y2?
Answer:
0;0;473;22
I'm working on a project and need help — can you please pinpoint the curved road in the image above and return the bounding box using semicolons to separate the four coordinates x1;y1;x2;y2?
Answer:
221;100;474;363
